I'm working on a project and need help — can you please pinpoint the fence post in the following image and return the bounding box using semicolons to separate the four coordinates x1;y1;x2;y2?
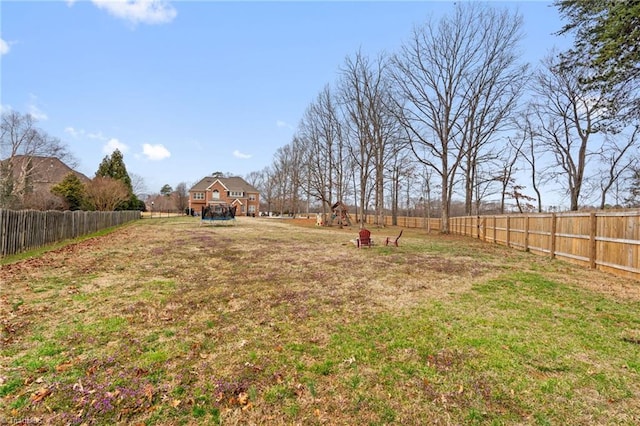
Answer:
589;212;597;269
506;215;511;248
493;216;497;243
550;213;557;259
482;216;486;241
524;215;530;252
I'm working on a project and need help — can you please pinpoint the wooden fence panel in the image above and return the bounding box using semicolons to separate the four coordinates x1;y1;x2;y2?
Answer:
450;210;640;281
554;213;592;267
527;214;552;256
0;209;140;257
596;211;640;279
359;210;638;280
508;216;526;250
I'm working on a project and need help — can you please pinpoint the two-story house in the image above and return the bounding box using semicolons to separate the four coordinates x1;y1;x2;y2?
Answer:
188;174;260;217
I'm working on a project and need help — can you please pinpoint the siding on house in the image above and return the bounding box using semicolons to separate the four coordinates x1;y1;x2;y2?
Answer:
188;175;260;216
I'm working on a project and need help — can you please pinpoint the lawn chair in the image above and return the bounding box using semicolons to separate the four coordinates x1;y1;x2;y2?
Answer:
356;228;373;248
385;230;403;247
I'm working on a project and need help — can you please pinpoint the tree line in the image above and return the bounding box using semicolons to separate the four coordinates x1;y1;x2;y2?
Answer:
2;3;638;228
0;109;194;212
0;111;144;212
245;2;640;232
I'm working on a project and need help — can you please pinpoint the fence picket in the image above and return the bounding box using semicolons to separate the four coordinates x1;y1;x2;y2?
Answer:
0;209;140;257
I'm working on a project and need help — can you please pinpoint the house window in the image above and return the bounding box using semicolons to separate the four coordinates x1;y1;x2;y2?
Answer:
212;190;220;200
230;191;243;197
193;192;204;200
249;205;256;213
249;194;256;201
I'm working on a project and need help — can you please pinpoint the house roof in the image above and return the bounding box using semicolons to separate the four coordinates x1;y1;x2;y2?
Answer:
189;176;259;194
1;155;90;187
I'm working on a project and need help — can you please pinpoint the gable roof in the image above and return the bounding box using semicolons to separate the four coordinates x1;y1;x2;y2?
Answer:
189;176;259;194
1;155;90;188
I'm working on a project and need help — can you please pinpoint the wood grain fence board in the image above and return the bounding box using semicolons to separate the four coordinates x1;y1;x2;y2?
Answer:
0;209;140;257
448;210;639;281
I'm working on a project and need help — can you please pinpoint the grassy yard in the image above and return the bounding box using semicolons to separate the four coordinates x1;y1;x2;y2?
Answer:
1;216;639;425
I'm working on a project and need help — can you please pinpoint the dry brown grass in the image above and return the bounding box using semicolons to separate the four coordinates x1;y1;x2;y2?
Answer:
1;216;639;425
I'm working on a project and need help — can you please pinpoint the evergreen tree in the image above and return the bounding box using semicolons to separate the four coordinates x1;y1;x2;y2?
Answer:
94;149;140;210
160;184;173;196
555;0;639;86
625;166;640;207
51;172;86;210
555;0;640;119
96;149;133;192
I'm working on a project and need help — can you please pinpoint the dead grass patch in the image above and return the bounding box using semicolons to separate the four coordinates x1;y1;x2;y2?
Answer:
1;216;639;425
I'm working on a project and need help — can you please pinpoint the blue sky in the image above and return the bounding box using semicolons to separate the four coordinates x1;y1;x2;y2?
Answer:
1;0;569;195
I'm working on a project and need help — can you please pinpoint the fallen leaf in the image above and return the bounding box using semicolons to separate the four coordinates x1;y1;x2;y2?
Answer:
135;368;149;377
31;387;52;402
144;384;154;401
56;362;74;372
171;399;181;408
237;392;249;405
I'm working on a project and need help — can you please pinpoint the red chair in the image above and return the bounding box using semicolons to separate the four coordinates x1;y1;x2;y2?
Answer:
385;230;403;247
357;228;373;248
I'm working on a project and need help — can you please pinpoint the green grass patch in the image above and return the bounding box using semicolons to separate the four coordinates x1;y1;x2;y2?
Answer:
3;217;639;425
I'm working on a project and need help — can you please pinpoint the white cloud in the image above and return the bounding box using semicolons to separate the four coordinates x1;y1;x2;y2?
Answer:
0;104;12;114
276;120;293;129
27;95;48;121
92;0;177;25
103;138;130;154
87;131;107;140
65;127;111;141
142;143;170;161
64;126;82;138
0;38;9;55
233;150;252;159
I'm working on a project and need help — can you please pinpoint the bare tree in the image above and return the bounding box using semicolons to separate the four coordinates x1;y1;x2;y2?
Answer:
129;173;148;198
387;150;415;225
530;53;611;210
174;182;189;213
244;170;264;190
624;163;640;207
495;138;523;214
459;9;529;215
514;107;544;212
339;51;400;227
390;3;527;232
596;125;639;208
297;85;349;223
245;167;272;215
0;110;75;208
85;177;130;211
271;140;304;216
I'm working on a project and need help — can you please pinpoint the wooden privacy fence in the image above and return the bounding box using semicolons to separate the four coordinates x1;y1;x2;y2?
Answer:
449;211;640;281
363;215;441;232
0;209;141;257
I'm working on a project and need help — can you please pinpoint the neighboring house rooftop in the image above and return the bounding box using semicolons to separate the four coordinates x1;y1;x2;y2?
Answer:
1;155;90;189
190;176;259;194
